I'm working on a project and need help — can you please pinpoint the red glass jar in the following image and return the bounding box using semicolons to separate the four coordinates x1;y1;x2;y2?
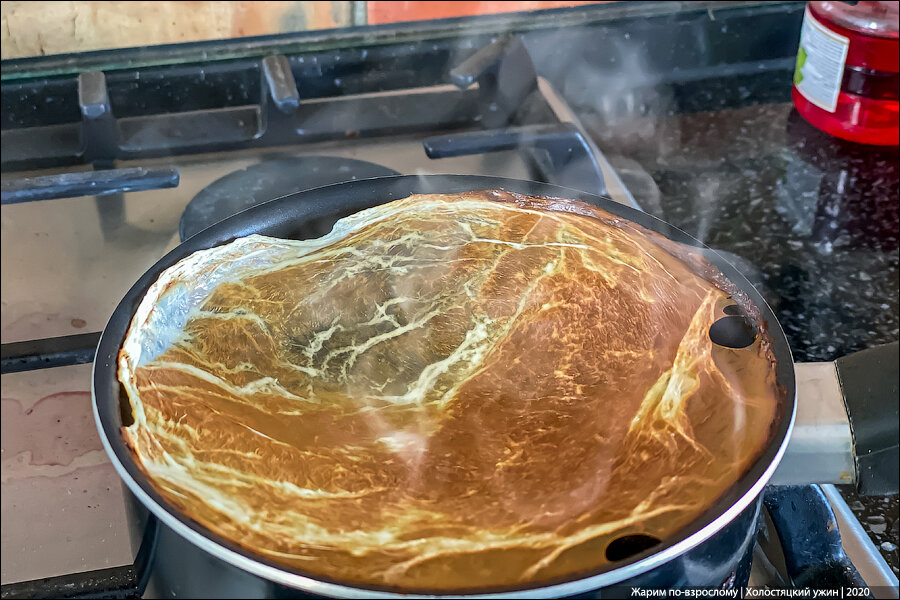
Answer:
792;1;899;145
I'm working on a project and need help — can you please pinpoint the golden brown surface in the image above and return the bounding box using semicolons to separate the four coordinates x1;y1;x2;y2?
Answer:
118;191;780;591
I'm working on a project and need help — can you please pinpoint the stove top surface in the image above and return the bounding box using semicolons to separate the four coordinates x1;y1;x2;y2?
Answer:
179;155;400;241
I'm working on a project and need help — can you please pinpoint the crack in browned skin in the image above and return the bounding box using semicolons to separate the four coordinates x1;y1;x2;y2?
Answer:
118;191;780;591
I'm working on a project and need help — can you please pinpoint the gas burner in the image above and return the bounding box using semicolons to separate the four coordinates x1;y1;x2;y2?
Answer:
179;156;399;241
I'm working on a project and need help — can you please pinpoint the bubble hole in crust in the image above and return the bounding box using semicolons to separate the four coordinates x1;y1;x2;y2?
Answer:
117;190;781;591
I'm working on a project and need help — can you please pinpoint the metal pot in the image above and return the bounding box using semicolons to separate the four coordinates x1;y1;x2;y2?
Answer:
92;175;898;598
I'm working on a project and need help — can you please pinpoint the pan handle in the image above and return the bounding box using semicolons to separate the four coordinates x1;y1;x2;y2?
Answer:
773;342;899;495
834;341;899;496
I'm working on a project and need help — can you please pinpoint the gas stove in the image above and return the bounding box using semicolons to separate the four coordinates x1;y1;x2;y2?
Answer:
1;4;896;598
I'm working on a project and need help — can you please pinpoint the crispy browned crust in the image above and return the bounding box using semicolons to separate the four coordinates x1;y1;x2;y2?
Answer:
118;191;780;590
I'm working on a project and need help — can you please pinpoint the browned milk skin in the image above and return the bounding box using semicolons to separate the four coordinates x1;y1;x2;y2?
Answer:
118;191;780;590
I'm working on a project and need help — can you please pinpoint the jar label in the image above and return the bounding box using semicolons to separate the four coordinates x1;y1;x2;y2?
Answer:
794;7;850;113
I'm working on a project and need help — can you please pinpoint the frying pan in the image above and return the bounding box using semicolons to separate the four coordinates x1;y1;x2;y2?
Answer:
92;175;897;598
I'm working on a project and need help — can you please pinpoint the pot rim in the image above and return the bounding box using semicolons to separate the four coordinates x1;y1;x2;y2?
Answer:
92;174;797;598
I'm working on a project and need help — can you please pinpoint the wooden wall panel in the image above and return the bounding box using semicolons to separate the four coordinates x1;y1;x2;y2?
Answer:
0;1;610;60
0;1;353;59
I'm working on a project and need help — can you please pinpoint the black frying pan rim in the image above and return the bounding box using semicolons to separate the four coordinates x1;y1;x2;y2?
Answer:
92;174;795;596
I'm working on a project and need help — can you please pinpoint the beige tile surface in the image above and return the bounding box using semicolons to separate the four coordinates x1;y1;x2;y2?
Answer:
1;363;133;584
